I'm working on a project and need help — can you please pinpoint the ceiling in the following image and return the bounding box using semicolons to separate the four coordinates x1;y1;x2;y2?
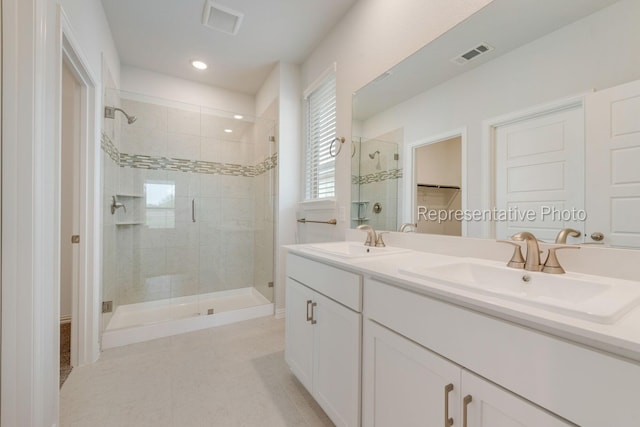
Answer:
101;0;358;95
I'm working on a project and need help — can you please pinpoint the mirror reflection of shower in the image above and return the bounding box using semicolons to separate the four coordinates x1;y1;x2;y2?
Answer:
351;133;401;231
369;150;381;170
104;106;137;124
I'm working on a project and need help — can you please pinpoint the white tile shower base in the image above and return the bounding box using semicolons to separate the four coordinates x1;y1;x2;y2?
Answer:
102;287;273;349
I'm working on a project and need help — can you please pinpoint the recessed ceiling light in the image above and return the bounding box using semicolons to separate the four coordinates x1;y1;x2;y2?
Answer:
224;129;233;133
233;114;243;120
191;60;208;70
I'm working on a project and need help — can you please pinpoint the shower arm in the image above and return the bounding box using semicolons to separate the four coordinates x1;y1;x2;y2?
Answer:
104;106;137;124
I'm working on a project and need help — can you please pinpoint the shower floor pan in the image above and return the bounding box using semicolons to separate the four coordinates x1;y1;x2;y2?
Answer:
102;287;273;349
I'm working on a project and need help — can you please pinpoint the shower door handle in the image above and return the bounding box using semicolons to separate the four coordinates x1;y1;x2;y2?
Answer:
306;300;313;322
192;199;196;223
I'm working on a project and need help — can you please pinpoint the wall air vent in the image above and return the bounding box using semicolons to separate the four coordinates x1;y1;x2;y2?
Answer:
451;43;494;65
202;1;244;35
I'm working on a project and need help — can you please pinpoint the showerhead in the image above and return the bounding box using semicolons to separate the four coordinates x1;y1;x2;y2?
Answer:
104;106;137;124
368;150;380;159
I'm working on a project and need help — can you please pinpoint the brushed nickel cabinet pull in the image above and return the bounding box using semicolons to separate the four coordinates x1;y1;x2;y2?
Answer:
444;383;454;427
463;395;472;427
192;199;196;223
311;302;317;324
306;300;313;322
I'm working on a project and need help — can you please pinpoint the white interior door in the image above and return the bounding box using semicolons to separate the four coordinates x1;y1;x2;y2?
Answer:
495;106;584;242
585;79;640;248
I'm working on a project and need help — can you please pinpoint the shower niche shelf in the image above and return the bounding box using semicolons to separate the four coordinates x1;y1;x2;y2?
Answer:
113;193;145;226
351;200;370;223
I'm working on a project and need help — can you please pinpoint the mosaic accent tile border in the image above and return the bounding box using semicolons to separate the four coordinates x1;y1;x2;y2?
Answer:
119;153;278;177
358;168;403;185
101;132;277;177
101;133;120;164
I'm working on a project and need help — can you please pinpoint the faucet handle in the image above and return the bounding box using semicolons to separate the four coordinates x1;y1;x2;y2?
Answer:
497;240;526;269
356;224;376;246
375;232;389;247
542;245;580;274
399;223;417;232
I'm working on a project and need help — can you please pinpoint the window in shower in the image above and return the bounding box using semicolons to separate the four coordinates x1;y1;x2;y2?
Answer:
144;181;176;229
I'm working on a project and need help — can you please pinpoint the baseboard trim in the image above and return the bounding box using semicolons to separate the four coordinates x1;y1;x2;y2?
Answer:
274;308;286;319
60;316;72;325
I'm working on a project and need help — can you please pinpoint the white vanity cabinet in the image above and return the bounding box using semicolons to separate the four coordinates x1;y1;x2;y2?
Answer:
363;319;571;427
364;276;640;427
285;253;362;427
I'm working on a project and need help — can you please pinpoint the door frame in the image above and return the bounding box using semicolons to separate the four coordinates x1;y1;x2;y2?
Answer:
60;8;101;366
480;94;589;239
402;127;468;236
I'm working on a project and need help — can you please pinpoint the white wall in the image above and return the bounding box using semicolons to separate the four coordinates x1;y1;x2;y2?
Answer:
415;137;461;186
273;63;302;316
121;65;255;116
299;0;493;241
361;0;640;237
60;0;120;85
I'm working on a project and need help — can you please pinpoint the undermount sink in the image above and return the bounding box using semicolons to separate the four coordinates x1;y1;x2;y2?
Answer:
399;261;640;324
305;241;411;258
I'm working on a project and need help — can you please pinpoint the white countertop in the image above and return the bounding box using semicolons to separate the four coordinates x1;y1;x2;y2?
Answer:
286;242;640;363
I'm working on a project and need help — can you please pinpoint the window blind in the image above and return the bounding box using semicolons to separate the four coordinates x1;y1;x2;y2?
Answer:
304;72;337;200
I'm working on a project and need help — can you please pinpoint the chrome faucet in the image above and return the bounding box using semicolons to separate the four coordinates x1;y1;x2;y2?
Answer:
356;224;377;246
511;232;542;271
555;228;581;244
399;223;417;232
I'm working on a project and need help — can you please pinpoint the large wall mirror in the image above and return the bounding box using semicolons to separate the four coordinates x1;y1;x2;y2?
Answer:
351;0;640;248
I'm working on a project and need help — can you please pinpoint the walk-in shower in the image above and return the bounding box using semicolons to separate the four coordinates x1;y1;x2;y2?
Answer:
100;89;277;348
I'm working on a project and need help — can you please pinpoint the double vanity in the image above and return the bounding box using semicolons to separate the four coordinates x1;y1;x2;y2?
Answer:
285;237;640;427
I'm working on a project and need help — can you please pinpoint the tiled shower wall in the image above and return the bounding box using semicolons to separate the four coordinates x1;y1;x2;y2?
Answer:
102;93;276;315
353;138;401;231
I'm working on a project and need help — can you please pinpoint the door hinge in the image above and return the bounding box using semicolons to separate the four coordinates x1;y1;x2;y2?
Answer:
71;235;80;244
102;301;113;313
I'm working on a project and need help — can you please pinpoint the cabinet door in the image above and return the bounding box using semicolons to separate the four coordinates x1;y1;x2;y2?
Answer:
462;370;573;427
363;319;461;427
284;278;315;392
313;291;361;427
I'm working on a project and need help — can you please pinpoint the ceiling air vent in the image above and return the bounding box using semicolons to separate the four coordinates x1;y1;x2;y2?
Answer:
202;1;244;35
451;43;494;65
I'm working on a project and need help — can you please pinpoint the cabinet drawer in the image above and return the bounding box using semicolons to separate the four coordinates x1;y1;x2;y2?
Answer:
365;277;640;427
287;253;362;311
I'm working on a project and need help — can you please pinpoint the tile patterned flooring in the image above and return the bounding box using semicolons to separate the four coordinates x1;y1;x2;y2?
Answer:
60;317;334;427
